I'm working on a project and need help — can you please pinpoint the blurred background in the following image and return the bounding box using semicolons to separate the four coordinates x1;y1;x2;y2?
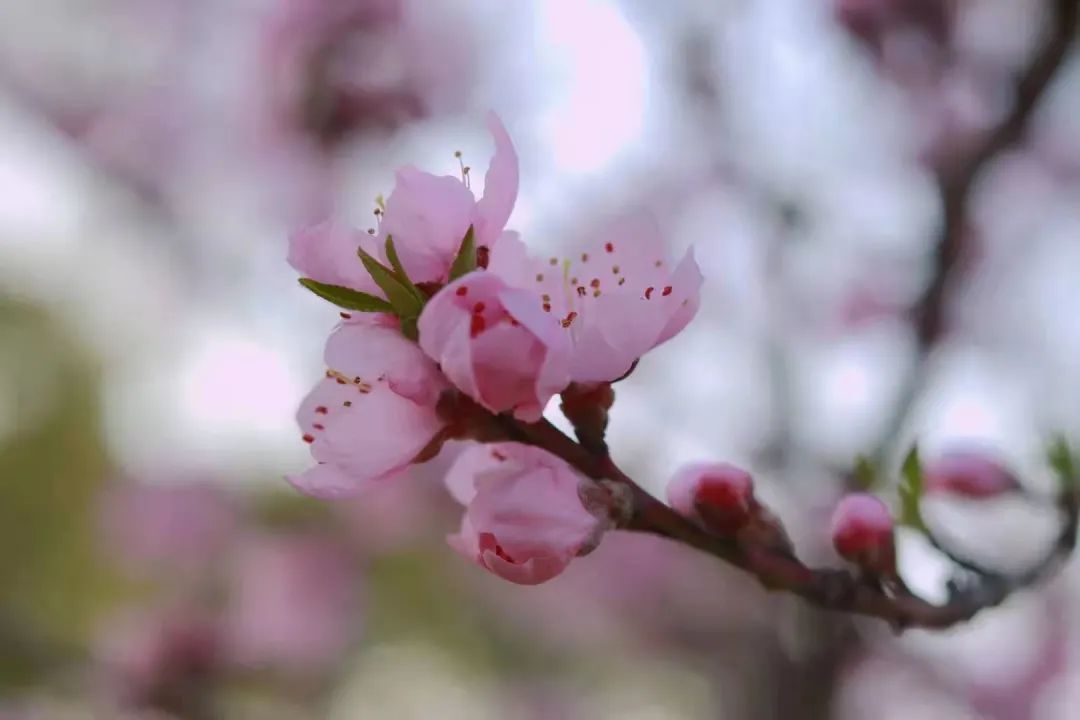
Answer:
2;0;1080;717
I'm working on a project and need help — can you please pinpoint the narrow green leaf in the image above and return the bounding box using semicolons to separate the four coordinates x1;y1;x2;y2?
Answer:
448;225;477;282
898;445;926;531
357;246;423;319
1048;436;1077;492
299;278;394;313
384;235;425;303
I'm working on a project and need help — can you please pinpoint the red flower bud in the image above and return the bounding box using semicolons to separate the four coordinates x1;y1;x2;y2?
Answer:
667;463;755;534
923;451;1019;499
830;493;896;575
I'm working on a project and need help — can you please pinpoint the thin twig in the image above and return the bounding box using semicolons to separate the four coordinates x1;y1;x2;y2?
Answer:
498;412;1078;632
875;0;1080;463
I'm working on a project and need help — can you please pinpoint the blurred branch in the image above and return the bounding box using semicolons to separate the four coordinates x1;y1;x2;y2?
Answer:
875;0;1080;459
918;0;1079;344
478;405;1079;631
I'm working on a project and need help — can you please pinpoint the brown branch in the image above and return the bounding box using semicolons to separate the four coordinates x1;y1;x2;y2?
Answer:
494;411;1079;632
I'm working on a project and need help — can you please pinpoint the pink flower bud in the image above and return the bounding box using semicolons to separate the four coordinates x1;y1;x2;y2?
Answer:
418;272;571;422
830;493;896;575
445;442;607;585
923;451;1019;499
667;463;755;534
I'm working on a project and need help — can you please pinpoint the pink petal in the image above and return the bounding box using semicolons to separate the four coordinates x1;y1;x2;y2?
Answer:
382;167;476;282
470;323;545;418
469;467;599;556
443;442;512;505
497;285;571;418
474;112;519;248
568;292;665;383
288;221;383;294
479;547;566;586
287;462;393;499
292;378;441;497
419;272;568;418
655;247;704;345
486;230;531;285
417;275;484;400
445;442;603;585
324;320;444;405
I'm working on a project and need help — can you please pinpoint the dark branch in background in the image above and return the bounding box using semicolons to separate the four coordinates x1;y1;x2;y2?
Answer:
917;0;1080;345
874;0;1080;462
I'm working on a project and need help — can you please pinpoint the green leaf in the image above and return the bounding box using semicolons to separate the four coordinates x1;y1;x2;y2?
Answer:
898;445;927;531
1048;436;1078;492
852;454;880;491
299;278;394;313
448;225;477;282
384;235;425;303
357;246;424;319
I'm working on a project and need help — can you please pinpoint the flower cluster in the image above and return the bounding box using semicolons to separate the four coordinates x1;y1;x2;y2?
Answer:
288;112;702;583
96;480;360;713
286;113;1075;615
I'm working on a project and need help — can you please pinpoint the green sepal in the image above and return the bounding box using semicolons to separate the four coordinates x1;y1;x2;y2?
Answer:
357;246;424;319
448;225;477;282
384;234;425;304
852;454;880;491
1048;436;1078;492
400;316;419;342
299;278;394;313
898;445;927;531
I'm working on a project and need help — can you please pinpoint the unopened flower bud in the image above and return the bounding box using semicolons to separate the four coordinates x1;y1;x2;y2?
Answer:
923;451;1019;499
830;493;896;576
667;463;755;534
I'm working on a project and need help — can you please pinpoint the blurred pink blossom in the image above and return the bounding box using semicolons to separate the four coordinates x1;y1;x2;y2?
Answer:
923;450;1021;499
99;480;237;579
224;533;359;673
95;606;221;711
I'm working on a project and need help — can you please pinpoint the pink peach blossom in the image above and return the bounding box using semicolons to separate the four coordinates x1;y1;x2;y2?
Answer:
289;318;445;498
379;112;518;283
417;271;570;421
490;211;703;383
288;112;517;289
445;442;606;585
